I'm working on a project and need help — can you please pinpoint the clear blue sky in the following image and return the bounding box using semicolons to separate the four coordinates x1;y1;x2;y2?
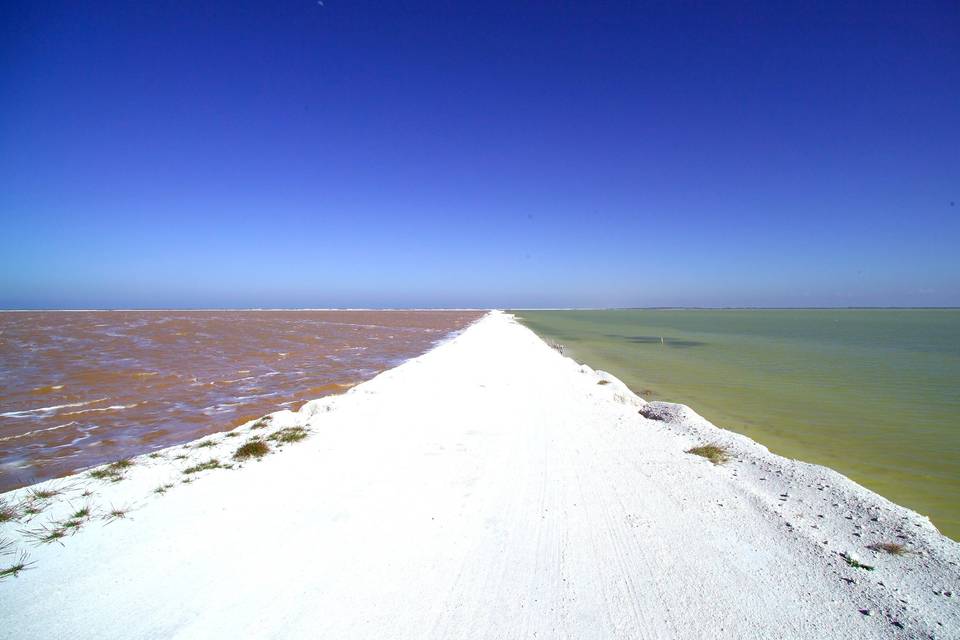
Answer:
2;1;958;309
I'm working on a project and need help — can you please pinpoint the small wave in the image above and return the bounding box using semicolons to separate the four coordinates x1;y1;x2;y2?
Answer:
61;403;139;416
1;398;107;418
0;421;79;442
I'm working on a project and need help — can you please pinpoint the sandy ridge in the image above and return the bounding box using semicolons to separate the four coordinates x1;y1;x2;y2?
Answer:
0;310;957;638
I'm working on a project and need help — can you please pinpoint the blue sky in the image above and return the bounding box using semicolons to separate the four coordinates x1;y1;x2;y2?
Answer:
1;1;958;308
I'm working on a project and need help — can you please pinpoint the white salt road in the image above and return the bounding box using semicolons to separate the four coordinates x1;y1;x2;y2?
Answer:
1;311;958;639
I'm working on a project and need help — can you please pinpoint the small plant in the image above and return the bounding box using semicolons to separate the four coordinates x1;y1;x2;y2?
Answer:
20;502;42;517
70;506;92;520
0;551;33;580
62;519;84;531
81;489;94;498
686;444;730;465
148;452;162;459
233;439;270;460
225;432;240;438
842;552;875;570
174;454;189;460
183;459;222;474
104;505;129;522
250;418;271;430
153;483;174;494
21;524;67;546
28;487;60;500
196;440;217;448
268;427;308;444
597;380;610;386
89;459;134;482
868;542;908;556
0;499;18;523
0;537;13;555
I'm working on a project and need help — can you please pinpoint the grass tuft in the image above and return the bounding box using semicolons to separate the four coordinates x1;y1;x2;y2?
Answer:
183;459;222;474
0;499;18;523
20;502;43;517
195;439;217;448
596;380;611;385
686;444;730;465
153;483;174;495
70;506;91;520
233;439;270;460
842;552;875;570
268;427;308;444
250;417;272;430
89;458;134;482
21;524;67;546
868;542;908;556
225;432;240;438
0;551;33;580
27;487;60;500
0;537;13;555
104;505;129;522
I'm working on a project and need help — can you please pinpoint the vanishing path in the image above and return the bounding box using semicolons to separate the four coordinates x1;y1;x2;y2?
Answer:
2;312;957;638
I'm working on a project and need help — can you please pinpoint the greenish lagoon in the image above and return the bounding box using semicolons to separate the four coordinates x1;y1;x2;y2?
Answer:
514;309;960;540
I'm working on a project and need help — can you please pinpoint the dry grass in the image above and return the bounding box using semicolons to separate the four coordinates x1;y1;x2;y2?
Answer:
686;444;730;465
104;505;130;523
268;427;308;444
225;432;240;438
27;487;61;500
234;439;270;461
0;499;18;523
195;439;217;448
868;542;908;556
182;459;223;474
250;417;271;430
596;380;610;385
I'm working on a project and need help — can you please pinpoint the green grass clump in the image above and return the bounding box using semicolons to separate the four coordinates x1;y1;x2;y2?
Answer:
686;444;730;465
70;506;91;520
868;542;908;556
225;432;240;438
842;552;875;570
89;458;134;482
0;551;33;580
195;439;217;448
234;439;270;461
182;459;222;474
268;427;308;444
153;483;174;494
250;418;271;430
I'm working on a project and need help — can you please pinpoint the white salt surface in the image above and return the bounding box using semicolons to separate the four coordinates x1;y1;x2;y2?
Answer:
1;311;958;638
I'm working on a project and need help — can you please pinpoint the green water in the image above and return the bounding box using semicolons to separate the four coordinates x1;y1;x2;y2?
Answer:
515;309;960;540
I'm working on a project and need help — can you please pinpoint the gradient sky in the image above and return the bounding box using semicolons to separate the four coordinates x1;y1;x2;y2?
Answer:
1;1;958;309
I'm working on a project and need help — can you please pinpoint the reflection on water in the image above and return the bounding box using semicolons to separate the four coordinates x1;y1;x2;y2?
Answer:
0;310;482;491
